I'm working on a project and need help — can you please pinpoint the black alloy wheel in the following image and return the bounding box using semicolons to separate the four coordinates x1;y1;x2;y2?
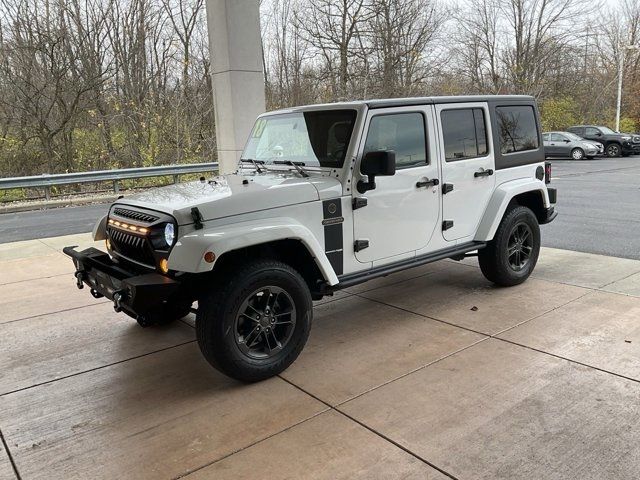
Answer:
606;144;621;157
235;286;297;359
506;223;533;271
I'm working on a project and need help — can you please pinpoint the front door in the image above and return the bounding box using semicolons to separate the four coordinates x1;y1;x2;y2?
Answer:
437;103;496;241
352;107;440;263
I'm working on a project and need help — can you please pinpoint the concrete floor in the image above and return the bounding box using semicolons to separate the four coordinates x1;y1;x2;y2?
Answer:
2;234;640;479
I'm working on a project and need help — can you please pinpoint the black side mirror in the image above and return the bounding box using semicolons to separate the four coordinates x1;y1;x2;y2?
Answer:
357;151;396;193
564;139;570;143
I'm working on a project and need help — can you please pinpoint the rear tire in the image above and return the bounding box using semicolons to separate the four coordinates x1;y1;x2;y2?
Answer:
196;259;312;382
478;205;540;287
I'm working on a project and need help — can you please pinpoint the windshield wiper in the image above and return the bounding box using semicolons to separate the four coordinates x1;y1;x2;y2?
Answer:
273;160;309;178
240;158;265;173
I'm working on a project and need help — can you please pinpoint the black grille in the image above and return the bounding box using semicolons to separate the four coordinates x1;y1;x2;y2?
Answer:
112;208;159;223
108;227;156;267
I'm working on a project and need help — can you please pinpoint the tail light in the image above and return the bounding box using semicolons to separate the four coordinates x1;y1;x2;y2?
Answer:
544;162;551;184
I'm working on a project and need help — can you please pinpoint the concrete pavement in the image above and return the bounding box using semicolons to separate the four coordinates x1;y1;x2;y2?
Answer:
2;234;640;479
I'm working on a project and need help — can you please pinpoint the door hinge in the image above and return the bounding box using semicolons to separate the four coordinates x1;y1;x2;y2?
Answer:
352;197;368;210
354;239;369;252
442;220;454;231
442;183;454;194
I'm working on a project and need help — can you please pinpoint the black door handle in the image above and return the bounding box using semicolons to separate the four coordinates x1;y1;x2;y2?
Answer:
416;178;439;188
474;169;494;178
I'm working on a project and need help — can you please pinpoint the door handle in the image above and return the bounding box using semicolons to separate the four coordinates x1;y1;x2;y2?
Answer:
416;178;439;188
474;169;494;178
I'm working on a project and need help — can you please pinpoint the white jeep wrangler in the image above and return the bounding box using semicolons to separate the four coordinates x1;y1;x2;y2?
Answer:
65;95;557;382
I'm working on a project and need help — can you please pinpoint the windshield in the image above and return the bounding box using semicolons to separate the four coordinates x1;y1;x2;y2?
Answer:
242;109;357;168
599;126;616;134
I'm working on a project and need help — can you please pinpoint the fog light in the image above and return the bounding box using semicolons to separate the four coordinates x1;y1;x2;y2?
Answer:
159;258;169;274
204;251;216;263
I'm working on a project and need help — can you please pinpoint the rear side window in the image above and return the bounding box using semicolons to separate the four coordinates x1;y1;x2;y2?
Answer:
585;127;601;136
441;108;488;161
496;106;539;154
363;113;427;169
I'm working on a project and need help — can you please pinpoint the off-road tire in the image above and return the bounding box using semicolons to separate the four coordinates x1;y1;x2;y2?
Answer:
196;260;312;382
570;148;585;160
478;205;540;287
606;143;621;157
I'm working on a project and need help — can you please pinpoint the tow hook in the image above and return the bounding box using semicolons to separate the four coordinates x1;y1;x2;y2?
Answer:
75;271;85;289
113;290;127;313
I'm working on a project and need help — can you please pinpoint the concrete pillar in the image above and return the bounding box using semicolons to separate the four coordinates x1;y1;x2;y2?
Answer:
206;0;266;174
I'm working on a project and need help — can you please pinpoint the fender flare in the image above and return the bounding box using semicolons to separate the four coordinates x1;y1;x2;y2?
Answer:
93;215;107;241
474;179;549;241
168;217;340;285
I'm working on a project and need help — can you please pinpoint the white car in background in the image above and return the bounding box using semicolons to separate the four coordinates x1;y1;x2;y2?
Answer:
543;131;603;160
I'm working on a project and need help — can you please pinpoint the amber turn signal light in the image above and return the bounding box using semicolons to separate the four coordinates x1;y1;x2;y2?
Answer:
159;258;169;274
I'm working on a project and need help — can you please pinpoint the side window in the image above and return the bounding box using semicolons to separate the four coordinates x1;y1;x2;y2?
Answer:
496;105;540;154
542;133;549;141
441;108;489;161
363;113;427;169
550;133;564;142
585;127;600;136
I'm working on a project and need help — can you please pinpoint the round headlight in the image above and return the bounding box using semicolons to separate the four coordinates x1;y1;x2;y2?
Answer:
164;223;175;247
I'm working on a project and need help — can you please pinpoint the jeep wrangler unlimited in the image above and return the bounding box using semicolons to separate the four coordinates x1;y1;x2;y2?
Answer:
65;95;557;382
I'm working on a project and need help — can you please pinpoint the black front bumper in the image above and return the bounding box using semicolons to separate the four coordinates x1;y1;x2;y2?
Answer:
623;142;640;155
63;246;180;318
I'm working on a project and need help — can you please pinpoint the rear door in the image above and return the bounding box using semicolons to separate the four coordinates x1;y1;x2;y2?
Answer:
437;103;495;241
549;133;568;156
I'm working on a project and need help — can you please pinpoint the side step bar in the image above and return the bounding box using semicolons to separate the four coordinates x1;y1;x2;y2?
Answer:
326;241;486;292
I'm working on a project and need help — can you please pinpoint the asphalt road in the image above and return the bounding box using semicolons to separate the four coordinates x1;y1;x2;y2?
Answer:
2;156;640;259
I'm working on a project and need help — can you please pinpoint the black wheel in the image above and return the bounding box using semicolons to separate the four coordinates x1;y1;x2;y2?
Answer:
196;260;312;382
570;148;585;160
606;143;621;157
478;205;540;287
136;301;192;327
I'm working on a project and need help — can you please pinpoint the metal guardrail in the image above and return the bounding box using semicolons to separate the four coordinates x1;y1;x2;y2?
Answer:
0;162;218;200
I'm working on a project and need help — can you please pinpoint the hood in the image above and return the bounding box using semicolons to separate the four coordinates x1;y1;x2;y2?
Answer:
117;170;341;225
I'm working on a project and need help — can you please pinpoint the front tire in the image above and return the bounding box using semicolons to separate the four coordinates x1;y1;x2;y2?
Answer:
196;260;312;382
478;205;540;287
571;148;585;160
606;143;621;157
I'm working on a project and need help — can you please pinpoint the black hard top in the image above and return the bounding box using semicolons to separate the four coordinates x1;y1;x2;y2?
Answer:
267;95;536;115
366;95;535;109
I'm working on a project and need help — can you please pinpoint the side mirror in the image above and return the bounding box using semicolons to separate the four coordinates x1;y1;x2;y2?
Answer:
357;151;396;193
564;139;570;143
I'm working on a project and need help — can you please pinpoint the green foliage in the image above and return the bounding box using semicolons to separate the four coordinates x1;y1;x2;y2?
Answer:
618;117;638;133
539;98;580;132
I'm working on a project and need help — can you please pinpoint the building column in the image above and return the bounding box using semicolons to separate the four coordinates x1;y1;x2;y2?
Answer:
206;0;266;174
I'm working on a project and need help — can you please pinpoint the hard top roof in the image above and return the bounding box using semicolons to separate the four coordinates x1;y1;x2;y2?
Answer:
264;95;536;115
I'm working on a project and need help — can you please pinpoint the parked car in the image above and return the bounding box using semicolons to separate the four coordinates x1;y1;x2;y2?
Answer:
64;95;557;382
567;125;640;157
542;131;603;160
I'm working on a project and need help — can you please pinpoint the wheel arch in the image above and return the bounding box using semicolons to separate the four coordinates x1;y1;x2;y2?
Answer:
475;179;550;242
168;218;340;286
